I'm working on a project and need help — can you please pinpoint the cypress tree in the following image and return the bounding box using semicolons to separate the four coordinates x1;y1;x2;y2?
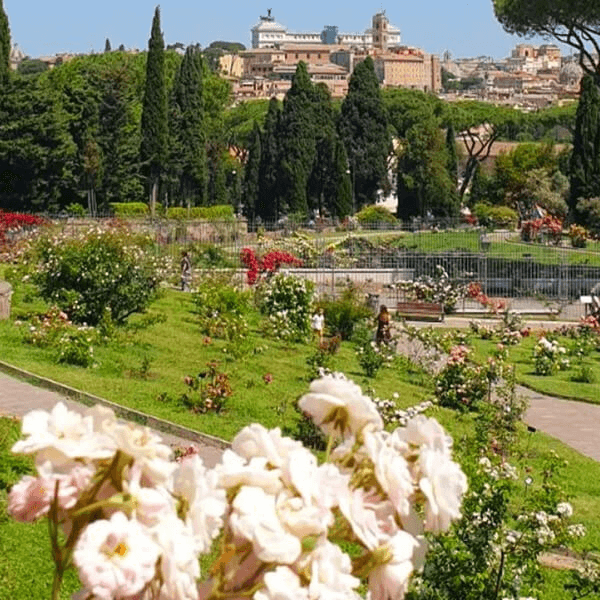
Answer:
140;6;168;215
0;0;11;85
331;137;353;218
169;45;207;207
339;56;389;212
104;38;112;53
257;97;281;221
243;122;261;220
446;123;458;187
277;62;318;218
569;74;600;217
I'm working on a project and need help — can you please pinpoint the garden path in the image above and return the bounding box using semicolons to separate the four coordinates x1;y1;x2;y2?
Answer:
394;320;600;464
0;371;223;467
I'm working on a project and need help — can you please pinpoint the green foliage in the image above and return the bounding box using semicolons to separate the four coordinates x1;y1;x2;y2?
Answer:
257;97;281;221
32;229;159;326
473;203;519;229
339;57;390;211
0;0;9;85
140;7;168;204
570;75;600;216
16;59;48;77
168;45;208;208
242;123;261;220
258;273;315;342
320;286;373;340
109;202;149;217
165;204;234;220
575;197;600;234
356;204;397;225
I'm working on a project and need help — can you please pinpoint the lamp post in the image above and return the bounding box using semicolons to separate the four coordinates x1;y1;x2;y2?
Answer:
346;167;355;215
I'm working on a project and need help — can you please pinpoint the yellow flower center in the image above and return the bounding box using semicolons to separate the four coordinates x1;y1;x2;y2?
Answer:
113;542;129;557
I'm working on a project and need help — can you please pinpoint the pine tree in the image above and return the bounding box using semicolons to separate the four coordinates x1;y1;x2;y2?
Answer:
140;6;168;215
570;74;600;217
339;56;389;212
257;97;281;221
169;45;207;207
243;122;261;220
104;38;112;53
0;0;11;85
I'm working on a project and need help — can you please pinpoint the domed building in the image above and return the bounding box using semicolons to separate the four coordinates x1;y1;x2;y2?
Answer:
559;61;583;88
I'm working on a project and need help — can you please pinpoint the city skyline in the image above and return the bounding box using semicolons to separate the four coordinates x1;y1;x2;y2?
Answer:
5;0;571;60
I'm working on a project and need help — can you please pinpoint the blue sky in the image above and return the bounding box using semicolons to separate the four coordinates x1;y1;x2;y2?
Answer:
5;0;570;60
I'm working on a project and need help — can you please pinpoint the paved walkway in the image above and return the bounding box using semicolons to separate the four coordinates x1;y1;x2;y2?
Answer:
394;323;600;463
0;372;223;468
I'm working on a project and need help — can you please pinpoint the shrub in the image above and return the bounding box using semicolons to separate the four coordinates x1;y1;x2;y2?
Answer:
568;224;588;248
533;337;570;375
576;197;600;235
521;215;563;244
65;203;87;217
434;345;489;411
473;204;518;229
320;285;373;340
398;265;464;313
165;205;235;221
356;205;398;226
109;202;149;217
240;248;302;285
32;228;160;326
258;273;315;342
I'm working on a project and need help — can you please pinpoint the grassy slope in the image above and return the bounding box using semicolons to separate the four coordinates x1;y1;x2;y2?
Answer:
0;289;432;442
470;336;600;404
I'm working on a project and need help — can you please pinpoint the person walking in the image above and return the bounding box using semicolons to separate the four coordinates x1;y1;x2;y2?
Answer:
180;251;192;292
375;305;391;344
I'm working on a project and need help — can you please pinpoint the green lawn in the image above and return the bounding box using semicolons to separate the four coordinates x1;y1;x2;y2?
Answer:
0;288;432;442
469;335;600;404
2;277;600;598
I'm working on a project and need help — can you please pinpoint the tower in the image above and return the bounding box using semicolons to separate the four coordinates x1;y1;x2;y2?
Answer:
372;12;389;51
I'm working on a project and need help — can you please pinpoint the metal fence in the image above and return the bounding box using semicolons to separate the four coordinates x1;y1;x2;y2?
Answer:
39;218;600;312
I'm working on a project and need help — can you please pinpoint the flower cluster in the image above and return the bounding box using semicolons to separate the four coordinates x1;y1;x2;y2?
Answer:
372;396;433;426
434;345;490;411
533;337;569;375
356;340;396;378
258;273;315;342
241;248;303;285
467;282;508;314
0;210;47;247
397;266;464;313
520;216;563;245
20;306;98;367
9;375;468;600
568;224;588;248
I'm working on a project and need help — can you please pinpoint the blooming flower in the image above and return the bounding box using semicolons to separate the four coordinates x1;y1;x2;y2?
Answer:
74;512;160;600
254;566;308;600
299;374;383;439
418;448;468;532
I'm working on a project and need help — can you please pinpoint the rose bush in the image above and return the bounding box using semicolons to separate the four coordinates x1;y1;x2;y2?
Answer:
8;374;468;600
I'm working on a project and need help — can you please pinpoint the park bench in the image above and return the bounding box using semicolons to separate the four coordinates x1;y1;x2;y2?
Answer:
396;301;444;322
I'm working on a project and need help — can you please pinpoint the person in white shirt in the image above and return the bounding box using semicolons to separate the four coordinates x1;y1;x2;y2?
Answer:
311;309;325;343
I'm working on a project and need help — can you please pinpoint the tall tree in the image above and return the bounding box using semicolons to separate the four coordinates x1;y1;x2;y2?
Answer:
140;6;168;215
330;137;353;218
0;0;10;85
445;123;458;188
104;38;112;53
569;74;600;214
277;62;318;218
494;0;600;81
396;115;458;220
339;56;389;212
169;45;207;208
257;97;281;221
242;122;261;221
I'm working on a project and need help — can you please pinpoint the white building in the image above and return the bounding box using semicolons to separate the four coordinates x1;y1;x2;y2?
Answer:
251;10;401;50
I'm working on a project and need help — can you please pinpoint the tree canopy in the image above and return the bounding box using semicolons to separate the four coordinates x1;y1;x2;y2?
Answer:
493;0;600;79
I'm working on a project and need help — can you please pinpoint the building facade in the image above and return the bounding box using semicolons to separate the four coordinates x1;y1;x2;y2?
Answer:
251;10;401;49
